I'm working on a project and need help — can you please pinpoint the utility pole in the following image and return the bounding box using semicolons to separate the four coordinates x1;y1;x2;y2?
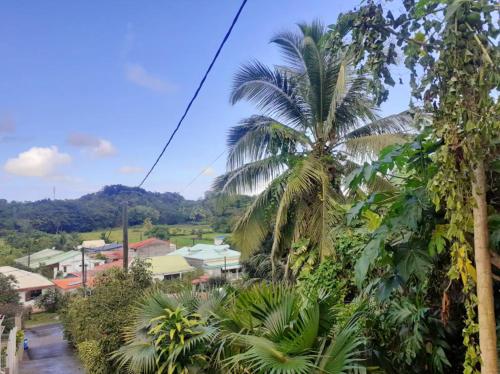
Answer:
122;203;129;272
81;247;86;296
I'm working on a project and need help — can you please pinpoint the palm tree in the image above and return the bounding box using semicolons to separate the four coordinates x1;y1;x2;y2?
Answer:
216;283;365;374
113;284;365;374
112;289;223;373
214;21;415;276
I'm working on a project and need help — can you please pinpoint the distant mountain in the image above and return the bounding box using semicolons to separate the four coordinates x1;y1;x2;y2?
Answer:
0;185;252;234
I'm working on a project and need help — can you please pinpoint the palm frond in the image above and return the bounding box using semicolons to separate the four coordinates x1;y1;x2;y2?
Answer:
227;115;311;169
342;110;415;140
317;317;365;373
344;133;410;160
271;31;308;73
276;303;320;354
307;190;345;258
230;60;308;127
231;172;289;257
270;155;326;267
112;339;158;374
331;75;376;138
213;155;288;195
112;288;177;373
223;334;316;374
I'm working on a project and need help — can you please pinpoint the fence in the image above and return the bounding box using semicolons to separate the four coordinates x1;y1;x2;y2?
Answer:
5;326;17;374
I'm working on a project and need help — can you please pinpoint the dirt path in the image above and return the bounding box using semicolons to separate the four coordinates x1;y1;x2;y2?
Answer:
19;323;83;374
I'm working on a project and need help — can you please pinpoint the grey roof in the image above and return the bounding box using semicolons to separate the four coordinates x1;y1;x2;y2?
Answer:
85;242;123;253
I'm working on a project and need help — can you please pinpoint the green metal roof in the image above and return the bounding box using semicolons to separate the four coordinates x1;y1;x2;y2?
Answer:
168;244;241;261
15;249;80;269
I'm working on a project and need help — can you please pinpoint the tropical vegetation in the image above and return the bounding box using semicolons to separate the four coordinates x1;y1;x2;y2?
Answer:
213;21;422;277
56;0;500;373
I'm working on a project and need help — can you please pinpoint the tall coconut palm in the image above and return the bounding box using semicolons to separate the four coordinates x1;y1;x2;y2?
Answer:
214;21;415;275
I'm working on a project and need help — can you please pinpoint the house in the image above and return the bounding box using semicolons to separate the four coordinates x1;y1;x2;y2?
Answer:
15;249;104;278
54;256;193;292
14;248;60;269
214;235;226;245
146;255;194;281
57;250;105;275
0;266;54;306
54;260;128;293
168;244;241;278
99;250;123;262
78;239;106;249
52;277;91;293
129;238;175;258
84;242;122;254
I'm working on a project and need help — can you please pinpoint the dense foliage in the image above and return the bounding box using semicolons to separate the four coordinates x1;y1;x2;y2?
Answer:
0;273;22;331
0;184;252;234
214;21;420;277
35;288;66;313
31;1;500;373
60;260;153;373
114;284;365;374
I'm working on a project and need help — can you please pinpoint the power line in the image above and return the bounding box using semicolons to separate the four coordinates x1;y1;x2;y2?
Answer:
181;150;226;194
138;0;249;188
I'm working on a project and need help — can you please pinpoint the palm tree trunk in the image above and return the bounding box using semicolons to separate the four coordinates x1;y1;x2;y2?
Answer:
472;159;498;374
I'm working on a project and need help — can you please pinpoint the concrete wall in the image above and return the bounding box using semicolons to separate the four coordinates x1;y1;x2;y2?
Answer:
58;256;104;275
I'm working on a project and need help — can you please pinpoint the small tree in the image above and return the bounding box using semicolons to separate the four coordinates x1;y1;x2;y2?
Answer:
145;226;170;241
0;273;21;331
0;273;20;305
35;288;65;313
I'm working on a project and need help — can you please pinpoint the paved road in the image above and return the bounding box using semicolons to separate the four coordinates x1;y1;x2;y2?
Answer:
19;323;84;374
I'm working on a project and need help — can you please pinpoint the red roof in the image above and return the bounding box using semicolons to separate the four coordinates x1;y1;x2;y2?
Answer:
93;260;125;272
191;274;210;285
101;250;123;261
130;238;169;250
53;276;95;290
68;260;127;278
56;260;130;290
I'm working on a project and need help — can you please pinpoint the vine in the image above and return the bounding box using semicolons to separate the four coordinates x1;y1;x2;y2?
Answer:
332;0;499;371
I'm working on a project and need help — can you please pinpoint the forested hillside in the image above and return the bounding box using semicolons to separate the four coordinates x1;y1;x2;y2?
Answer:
0;185;252;233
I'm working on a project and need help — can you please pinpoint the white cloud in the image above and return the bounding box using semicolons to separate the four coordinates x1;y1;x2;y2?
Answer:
125;63;174;93
93;139;117;157
118;165;144;174
4;146;72;178
201;166;215;176
67;133;117;158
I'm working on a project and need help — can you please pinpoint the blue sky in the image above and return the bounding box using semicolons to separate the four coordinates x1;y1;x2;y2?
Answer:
0;0;410;202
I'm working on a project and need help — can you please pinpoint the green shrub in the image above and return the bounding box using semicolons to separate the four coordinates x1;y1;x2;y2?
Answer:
35;288;65;312
61;260;153;372
77;340;107;374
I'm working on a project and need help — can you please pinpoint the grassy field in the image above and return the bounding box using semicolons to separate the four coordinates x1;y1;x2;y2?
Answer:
25;312;60;328
79;224;230;248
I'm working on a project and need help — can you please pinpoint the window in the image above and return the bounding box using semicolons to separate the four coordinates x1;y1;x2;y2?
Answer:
25;289;42;301
163;274;180;281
